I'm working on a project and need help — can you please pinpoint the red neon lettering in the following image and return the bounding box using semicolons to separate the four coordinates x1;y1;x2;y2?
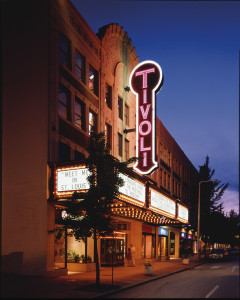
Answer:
135;68;155;88
143;89;147;104
130;60;163;175
140;104;151;119
143;152;147;167
140;137;151;151
139;120;151;136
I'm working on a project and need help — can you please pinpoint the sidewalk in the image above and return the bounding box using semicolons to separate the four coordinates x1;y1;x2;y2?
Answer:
1;255;202;298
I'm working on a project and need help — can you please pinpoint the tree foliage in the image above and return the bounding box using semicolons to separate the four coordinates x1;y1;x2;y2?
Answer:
62;131;136;285
199;155;229;244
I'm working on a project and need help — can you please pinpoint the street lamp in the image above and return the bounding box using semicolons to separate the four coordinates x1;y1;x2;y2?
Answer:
197;179;217;262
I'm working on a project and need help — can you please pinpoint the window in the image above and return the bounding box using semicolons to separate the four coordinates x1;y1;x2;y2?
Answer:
168;175;171;190
168;151;171;166
75;50;85;82
164;172;167;188
59;33;71;69
89;65;98;96
58;85;71;121
105;83;112;109
105;123;112;149
125;104;129;126
160;168;163;186
74;97;85;130
124;139;129;160
118;133;123;157
170;231;175;255
118;96;123;120
59;142;71;162
89;110;97;135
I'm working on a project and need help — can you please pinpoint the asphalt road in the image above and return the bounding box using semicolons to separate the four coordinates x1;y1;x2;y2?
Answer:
105;256;239;298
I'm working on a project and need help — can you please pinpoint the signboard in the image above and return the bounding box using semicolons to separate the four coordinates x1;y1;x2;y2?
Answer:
181;232;187;239
150;190;176;217
177;204;189;222
130;60;163;175
56;167;90;193
159;227;169;236
119;173;145;204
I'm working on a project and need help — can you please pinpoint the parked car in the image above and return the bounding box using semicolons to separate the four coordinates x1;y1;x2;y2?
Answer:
227;248;238;256
208;248;227;261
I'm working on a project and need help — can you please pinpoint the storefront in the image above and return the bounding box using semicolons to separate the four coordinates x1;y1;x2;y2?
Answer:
50;162;190;268
142;224;156;259
100;232;126;266
158;227;169;261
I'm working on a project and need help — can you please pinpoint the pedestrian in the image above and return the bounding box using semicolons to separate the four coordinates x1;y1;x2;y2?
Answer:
127;248;133;266
130;244;136;266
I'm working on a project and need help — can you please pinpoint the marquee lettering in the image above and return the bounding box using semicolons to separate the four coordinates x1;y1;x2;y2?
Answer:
130;60;163;175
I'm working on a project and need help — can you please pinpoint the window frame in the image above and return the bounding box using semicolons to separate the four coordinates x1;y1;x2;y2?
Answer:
105;83;112;109
74;96;86;131
58;84;71;121
89;109;97;135
105;123;112;149
74;49;85;83
124;138;130;160
118;96;123;120
89;65;98;96
125;104;129;126
118;133;123;157
59;33;71;70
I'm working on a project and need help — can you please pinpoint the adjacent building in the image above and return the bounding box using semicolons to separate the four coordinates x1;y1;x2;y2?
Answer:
2;0;199;276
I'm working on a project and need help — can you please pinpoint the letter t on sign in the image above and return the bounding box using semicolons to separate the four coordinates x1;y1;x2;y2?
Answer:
129;60;163;175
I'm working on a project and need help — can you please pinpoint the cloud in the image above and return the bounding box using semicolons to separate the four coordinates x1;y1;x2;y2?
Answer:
220;189;239;215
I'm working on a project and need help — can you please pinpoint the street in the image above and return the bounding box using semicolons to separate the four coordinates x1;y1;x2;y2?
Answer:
104;256;239;298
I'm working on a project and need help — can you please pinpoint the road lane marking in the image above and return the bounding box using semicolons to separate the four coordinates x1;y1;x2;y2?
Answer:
232;265;239;272
205;285;220;298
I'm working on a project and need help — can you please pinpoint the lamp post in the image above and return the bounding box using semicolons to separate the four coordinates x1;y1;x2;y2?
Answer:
197;179;217;262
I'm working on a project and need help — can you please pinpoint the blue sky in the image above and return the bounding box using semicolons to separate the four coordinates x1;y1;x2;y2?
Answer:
71;0;239;214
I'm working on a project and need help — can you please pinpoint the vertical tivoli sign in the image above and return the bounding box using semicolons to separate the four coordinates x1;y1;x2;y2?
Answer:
130;60;163;175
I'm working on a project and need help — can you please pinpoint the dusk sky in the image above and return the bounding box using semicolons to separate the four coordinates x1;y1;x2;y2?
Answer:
71;0;239;214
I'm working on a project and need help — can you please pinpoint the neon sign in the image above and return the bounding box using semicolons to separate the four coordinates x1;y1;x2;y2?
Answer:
130;60;163;175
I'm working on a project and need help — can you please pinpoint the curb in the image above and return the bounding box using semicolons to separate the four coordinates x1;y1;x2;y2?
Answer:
93;263;203;298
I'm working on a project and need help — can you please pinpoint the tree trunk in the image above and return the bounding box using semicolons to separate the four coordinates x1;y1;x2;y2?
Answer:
94;228;100;286
85;237;87;263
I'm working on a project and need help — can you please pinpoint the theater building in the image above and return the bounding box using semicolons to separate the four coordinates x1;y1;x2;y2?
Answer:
2;0;199;276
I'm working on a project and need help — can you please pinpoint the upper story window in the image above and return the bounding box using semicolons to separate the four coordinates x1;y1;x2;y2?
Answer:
118;133;123;157
89;110;97;135
125;104;129;126
125;138;129;160
105;83;112;109
59;33;71;69
75;50;85;83
59;142;71;162
58;85;71;121
105;123;112;149
89;65;98;96
118;96;123;120
74;96;85;131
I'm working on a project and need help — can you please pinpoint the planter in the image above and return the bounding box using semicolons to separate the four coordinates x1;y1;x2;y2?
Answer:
144;265;153;275
182;258;189;265
67;262;96;272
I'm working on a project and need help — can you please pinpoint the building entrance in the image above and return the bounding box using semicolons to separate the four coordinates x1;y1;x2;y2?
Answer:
158;236;168;260
100;236;125;266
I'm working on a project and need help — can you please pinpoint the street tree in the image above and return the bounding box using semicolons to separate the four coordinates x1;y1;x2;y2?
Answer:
199;155;229;244
62;131;136;286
